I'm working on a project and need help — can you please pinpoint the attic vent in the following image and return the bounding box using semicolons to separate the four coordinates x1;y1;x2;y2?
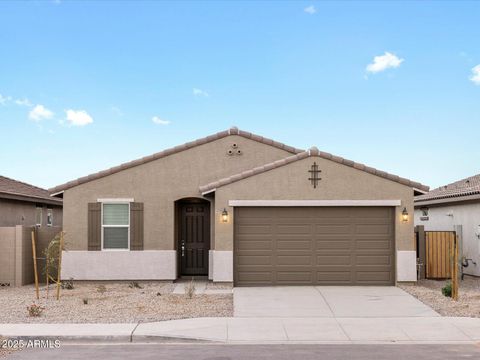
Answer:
466;180;470;184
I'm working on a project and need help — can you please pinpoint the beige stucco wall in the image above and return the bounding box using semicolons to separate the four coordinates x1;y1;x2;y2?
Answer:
214;155;415;252
63;135;293;250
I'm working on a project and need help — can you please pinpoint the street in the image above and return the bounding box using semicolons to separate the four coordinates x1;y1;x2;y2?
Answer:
7;343;480;360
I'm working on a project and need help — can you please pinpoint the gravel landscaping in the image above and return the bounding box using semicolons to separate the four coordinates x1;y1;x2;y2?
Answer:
399;276;480;318
0;281;233;323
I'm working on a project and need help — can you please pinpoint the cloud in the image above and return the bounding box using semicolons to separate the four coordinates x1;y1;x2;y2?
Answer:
470;64;480;85
193;88;209;97
152;116;170;125
304;5;317;14
29;105;54;121
65;109;93;126
366;52;404;73
0;94;12;105
15;98;33;107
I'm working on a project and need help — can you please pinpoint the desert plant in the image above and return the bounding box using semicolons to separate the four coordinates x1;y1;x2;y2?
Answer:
97;284;107;295
27;303;44;317
442;282;452;298
43;233;65;282
185;278;195;299
128;281;143;289
82;298;89;305
61;278;74;290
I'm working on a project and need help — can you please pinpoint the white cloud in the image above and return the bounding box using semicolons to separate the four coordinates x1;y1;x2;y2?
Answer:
470;64;480;85
0;94;12;105
152;116;170;125
366;52;404;74
65;109;93;126
304;5;317;14
15;98;33;107
193;88;209;97
29;105;54;121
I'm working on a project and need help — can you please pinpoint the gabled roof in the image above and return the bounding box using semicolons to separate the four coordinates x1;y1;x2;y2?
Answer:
199;147;429;194
415;173;480;204
49;127;304;194
0;175;62;205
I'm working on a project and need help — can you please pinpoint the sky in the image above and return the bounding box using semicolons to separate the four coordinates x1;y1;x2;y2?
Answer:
0;1;479;190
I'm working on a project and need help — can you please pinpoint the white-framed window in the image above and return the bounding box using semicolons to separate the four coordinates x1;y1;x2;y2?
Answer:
47;209;53;226
101;202;130;250
35;206;42;226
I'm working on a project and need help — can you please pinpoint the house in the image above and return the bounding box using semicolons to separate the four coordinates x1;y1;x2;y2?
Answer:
0;175;63;227
0;176;62;286
49;127;428;286
414;174;480;277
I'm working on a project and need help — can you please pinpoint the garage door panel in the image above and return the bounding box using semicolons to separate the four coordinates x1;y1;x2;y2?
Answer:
234;207;395;286
316;255;351;265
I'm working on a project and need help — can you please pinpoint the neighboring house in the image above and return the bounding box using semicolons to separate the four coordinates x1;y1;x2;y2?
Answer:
0;176;63;227
0;176;62;287
50;127;428;286
414;174;480;277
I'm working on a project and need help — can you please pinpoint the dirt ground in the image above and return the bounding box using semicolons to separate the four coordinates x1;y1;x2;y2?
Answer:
399;276;480;318
0;281;233;323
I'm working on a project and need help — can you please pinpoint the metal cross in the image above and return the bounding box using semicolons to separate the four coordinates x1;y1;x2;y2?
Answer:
308;162;322;189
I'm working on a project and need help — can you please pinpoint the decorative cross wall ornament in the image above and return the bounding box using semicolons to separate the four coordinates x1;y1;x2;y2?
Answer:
308;162;322;188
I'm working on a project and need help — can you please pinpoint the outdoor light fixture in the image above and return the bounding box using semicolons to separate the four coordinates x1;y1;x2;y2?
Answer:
402;207;409;222
221;208;229;223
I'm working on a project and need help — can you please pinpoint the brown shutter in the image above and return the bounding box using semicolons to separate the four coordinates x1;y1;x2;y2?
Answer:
130;202;144;250
88;202;101;251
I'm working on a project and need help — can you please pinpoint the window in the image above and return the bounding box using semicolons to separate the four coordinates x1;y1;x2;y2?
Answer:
47;209;53;226
420;207;429;221
102;203;129;250
35;206;42;226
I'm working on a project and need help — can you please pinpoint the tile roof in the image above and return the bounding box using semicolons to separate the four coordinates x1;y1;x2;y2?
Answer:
0;175;62;204
415;173;480;203
49;127;304;193
199;147;429;193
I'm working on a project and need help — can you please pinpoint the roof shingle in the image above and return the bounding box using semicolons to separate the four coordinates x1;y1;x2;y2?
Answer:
415;173;480;203
0;176;62;204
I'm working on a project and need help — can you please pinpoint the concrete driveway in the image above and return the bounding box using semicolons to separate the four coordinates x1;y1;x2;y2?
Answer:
234;286;439;318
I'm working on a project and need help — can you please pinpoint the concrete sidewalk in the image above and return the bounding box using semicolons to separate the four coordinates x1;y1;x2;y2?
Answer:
2;317;480;344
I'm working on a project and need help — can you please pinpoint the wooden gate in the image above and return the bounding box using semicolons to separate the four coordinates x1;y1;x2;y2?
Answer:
425;231;456;279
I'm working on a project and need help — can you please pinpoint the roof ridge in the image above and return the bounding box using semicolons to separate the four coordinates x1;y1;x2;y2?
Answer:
49;127;304;193
199;149;429;193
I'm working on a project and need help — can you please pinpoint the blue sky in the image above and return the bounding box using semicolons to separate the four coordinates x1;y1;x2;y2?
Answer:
1;1;479;190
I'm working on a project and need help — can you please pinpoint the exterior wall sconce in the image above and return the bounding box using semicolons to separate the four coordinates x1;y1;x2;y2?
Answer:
402;207;409;223
221;208;229;223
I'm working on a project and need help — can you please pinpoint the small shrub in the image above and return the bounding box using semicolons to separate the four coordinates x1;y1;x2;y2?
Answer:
442;282;452;298
82;298;89;305
27;303;44;317
97;284;107;295
185;279;195;299
61;278;74;290
128;281;143;289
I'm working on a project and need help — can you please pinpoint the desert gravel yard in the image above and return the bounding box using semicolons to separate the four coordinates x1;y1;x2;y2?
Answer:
399;277;480;318
0;282;233;323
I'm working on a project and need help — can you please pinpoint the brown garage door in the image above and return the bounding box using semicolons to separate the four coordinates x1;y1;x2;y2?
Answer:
234;207;395;286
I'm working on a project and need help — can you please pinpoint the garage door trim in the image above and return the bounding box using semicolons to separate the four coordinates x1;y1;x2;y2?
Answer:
229;200;401;207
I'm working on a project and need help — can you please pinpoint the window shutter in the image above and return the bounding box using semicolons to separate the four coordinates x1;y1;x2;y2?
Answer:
130;202;144;250
88;203;101;251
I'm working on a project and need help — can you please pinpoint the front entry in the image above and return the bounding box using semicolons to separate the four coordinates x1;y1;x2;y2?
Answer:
178;199;210;276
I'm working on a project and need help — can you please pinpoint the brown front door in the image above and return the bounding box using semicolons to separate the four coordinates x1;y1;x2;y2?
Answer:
179;201;210;276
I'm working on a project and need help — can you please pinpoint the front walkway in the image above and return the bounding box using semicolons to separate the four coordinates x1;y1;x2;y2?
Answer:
234;286;439;318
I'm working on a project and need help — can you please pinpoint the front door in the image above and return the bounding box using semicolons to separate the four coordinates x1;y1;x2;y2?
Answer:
179;201;210;276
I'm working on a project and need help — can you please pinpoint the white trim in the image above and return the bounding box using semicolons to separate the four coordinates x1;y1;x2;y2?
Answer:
50;190;64;197
201;188;216;196
101;202;130;251
228;200;402;207
97;198;134;203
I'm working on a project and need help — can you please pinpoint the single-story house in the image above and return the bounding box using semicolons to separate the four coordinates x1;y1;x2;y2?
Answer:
414;173;480;277
0;175;63;227
0;175;63;286
49;127;428;286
